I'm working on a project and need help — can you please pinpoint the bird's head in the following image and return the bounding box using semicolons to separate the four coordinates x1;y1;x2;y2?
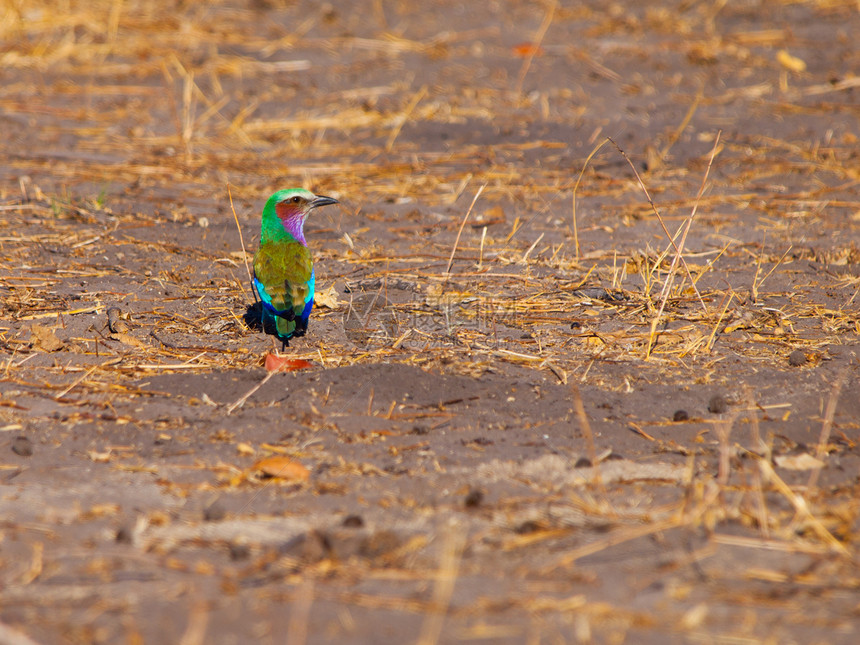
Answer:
261;188;338;244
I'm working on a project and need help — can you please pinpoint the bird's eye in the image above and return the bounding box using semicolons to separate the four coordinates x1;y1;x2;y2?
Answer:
292;196;302;203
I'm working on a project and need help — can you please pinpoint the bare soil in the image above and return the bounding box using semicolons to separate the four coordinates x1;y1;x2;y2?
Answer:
1;1;859;643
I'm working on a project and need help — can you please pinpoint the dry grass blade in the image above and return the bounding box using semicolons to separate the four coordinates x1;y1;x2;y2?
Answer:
386;84;428;152
226;371;275;414
416;524;466;645
571;138;610;259
706;292;735;352
520;231;545;264
571;382;602;490
445;185;485;276
551;514;682;570
610;132;721;359
742;388;772;539
752;242;794;302
514;0;556;98
228;184;253;294
607;136;708;311
54;362;102;400
656;131;721;308
2;3;859;643
658;91;702;163
807;367;849;489
178;602;209;645
18;305;104;320
757;457;849;555
287;578;315;645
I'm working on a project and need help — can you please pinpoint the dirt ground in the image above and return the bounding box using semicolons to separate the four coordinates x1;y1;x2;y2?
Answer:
1;1;859;643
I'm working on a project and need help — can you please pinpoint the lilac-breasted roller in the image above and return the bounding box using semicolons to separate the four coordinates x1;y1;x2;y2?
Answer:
252;188;338;345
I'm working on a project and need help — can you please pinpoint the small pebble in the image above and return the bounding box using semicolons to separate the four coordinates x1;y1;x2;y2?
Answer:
708;394;729;414
11;436;33;457
342;514;365;528
788;350;807;367
229;542;251;561
115;526;133;544
203;500;226;522
574;456;592;468
515;520;541;534
464;488;484;508
673;410;689;422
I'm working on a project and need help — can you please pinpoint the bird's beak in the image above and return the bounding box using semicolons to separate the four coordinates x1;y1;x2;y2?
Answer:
310;195;338;209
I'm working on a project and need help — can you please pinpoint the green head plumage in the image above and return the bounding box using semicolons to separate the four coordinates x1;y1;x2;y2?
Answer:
260;188;338;246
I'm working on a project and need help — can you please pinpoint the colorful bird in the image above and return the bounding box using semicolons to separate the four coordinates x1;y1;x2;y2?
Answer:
252;188;338;346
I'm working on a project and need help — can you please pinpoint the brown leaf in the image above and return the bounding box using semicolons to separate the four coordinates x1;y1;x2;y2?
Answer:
29;323;64;352
775;453;825;470
264;354;313;373
314;285;340;309
252;456;310;482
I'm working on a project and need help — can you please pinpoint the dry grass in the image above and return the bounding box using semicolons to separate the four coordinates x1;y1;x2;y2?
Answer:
1;0;859;643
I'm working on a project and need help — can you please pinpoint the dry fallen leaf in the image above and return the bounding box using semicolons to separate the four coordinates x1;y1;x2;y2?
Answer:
87;449;112;463
29;323;64;352
314;284;340;309
774;453;825;470
264;354;314;373
252;456;310;482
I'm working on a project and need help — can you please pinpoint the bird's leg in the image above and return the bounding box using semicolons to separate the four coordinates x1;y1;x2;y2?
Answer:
251;282;263;321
